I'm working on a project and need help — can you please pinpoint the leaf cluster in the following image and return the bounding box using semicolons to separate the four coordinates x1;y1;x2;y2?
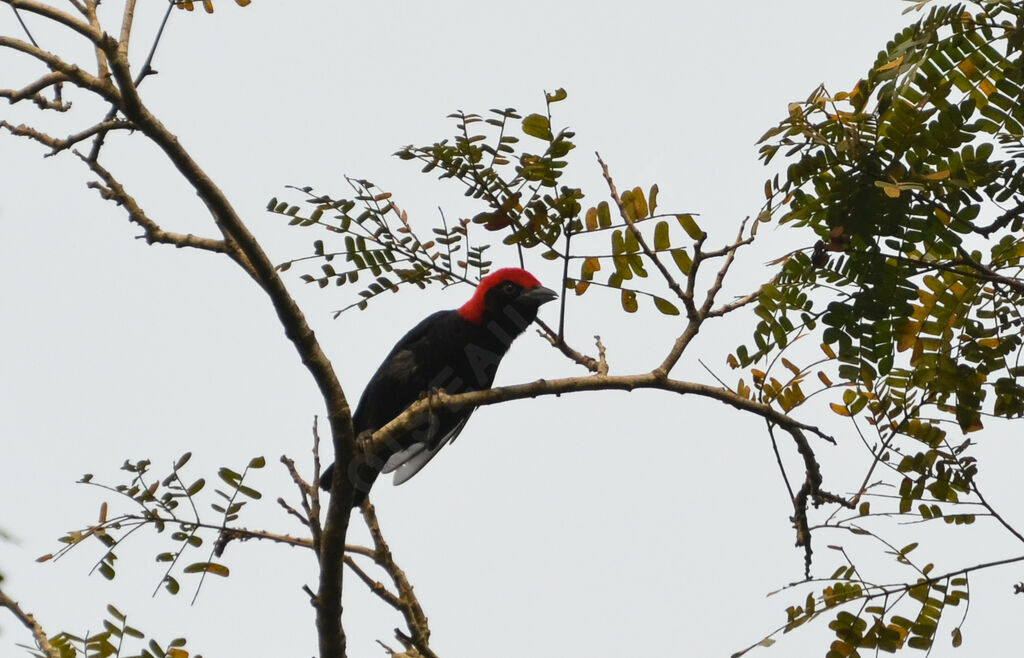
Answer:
22;603;198;658
743;1;1024;435
41;454;267;601
270;90;705;321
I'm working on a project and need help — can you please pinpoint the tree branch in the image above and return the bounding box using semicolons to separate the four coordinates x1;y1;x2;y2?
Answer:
4;0;99;44
3;11;358;654
363;371;836;465
72;151;232;255
357;501;437;658
534;317;602;373
0;588;60;658
0;71;69;110
0;35;120;103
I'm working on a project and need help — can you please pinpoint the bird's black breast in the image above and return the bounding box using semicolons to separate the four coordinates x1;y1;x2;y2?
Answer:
352;309;510;441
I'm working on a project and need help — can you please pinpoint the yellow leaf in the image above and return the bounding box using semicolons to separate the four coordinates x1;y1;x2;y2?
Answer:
631;186;649;219
874;180;901;198
958;58;978;79
830;403;851;416
877;55;905;72
896;320;919;352
545;88;568;103
781;358;801;376
676;214;705;241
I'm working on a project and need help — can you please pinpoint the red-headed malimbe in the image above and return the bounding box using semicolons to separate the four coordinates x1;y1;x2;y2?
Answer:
320;268;557;502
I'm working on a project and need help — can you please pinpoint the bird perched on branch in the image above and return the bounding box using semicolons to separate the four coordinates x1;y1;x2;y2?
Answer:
320;267;557;503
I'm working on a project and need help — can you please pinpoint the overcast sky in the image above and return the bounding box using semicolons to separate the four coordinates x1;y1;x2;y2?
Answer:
2;2;1022;657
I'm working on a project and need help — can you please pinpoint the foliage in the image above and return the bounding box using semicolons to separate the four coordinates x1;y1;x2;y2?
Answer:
8;1;1024;657
728;1;1024;654
38;454;268;601
21;604;199;658
270;91;704;321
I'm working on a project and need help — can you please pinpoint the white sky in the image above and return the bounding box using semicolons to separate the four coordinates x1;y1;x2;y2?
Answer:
2;1;1022;657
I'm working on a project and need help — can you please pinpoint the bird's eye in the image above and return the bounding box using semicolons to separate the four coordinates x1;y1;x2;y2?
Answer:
502;281;518;293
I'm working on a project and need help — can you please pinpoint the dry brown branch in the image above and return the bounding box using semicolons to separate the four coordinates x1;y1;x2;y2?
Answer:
0;35;120;103
357;501;437;658
343;556;403;610
0;71;69;110
364;371;836;473
0;588;61;658
0;118;132;154
118;0;137;49
534;317;601;373
594;335;609;375
73;151;232;255
3;10;357;652
697;219;752;316
5;0;99;43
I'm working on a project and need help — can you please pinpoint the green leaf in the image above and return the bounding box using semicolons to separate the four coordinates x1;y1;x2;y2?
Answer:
597;201;612;228
248;456;266;469
184;562;230;577
236;484;262;500
545;88;568;103
218;467;241;487
676;214;705;240
671;248;693;275
654;221;670;251
653;296;680;315
522;113;553;140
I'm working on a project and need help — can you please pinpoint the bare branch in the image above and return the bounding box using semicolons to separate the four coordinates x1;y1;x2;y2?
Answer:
343;556;403;611
706;284;766;318
0;71;69;110
358;502;437;658
119;0;138;50
364;372;836;468
88;0;176;161
594;335;609;375
0;118;131;154
0;35;120;103
0;589;60;658
3;0;100;44
698;219;752;316
71;151;232;255
534;317;601;373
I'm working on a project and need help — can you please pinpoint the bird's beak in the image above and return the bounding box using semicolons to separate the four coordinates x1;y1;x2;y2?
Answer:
522;285;558;306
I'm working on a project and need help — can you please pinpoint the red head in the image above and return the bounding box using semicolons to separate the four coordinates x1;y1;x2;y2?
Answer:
457;268;550;325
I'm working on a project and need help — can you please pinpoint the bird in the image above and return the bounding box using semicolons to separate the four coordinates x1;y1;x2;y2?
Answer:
320;267;557;503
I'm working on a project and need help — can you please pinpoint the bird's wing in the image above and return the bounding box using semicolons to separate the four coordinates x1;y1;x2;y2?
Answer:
383;413;473;485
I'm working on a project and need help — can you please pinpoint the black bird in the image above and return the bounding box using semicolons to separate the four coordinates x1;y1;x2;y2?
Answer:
321;268;557;503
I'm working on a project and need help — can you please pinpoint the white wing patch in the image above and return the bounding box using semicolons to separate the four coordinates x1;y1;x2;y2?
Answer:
383;413;473;485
